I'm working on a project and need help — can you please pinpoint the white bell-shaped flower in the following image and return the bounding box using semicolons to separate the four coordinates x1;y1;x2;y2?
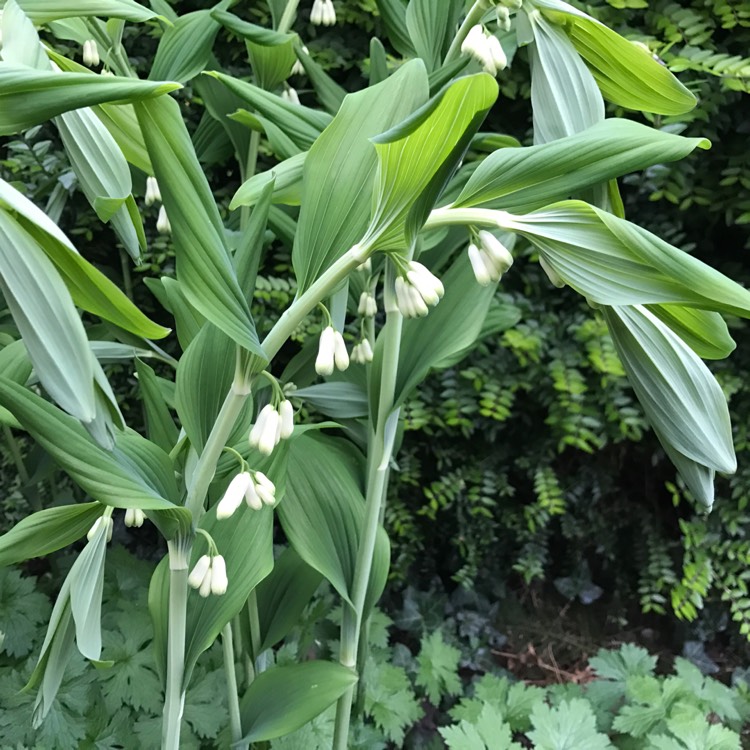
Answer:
358;291;377;317
311;0;336;26
477;231;513;275
124;508;146;528
249;404;280;456
333;330;349;371
279;399;295;439
468;243;493;286
315;326;336;376
281;86;300;105
210;555;228;595
145;176;161;206
188;555;211;589
406;261;444;306
83;39;100;67
156;205;171;234
217;472;253;519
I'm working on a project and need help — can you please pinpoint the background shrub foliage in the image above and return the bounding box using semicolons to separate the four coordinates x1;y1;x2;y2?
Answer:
1;0;750;745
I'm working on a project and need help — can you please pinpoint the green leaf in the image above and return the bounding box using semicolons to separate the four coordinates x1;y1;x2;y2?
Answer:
0;209;96;422
366;72;498;251
506;201;750;318
528;698;614;750
0;503;104;567
207;71;331;152
374;0;415;57
405;0;462;73
278;433;390;611
293;382;368;419
440;704;522;750
135;359;178;453
135;95;264;357
415;630;462;704
603;305;735;508
13;0;157;22
292;43;346;114
160;277;206;350
234;180;276;303
526;9;603;145
646;305;735;361
0;63;179;136
150;9;222;83
535;0;696;115
231;151;306;209
364;657;422;744
0;378;184;515
237;661;357;744
212;9;295;46
175;324;253;452
255;547;323;652
293;60;429;291
453;119;710;212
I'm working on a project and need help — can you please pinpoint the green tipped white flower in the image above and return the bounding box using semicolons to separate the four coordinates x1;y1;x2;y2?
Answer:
358;291;378;317
281;86;300;105
124;508;146;528
291;46;308;76
486;34;507;72
87;515;113;542
249;404;280;456
351;339;374;364
156;205;171;234
188;555;211;589
253;471;277;506
496;6;511;32
468;243;493;286
357;258;372;274
316;327;348;375
311;0;336;26
145;176;161;207
460;25;507;75
407;261;444;306
279;399;295;439
333;330;349;371
82;39;100;67
477;230;513;277
539;256;566;288
217;472;253;519
210;555;228;595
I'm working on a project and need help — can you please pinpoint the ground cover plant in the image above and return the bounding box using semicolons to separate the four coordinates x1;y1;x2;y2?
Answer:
1;0;750;747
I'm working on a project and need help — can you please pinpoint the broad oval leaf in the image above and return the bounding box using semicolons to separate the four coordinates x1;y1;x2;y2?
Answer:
13;0;157;22
405;0;462;73
453;119;710;212
505;200;750;319
135;95;264;357
231;151;306;210
646;305;735;361
0;63;180;136
0;502;104;568
293;60;429;291
238;661;357;744
603;305;735;508
534;0;696;115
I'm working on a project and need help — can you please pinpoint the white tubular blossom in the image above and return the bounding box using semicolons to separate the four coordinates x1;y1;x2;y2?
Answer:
333;330;349;371
145;176;161;206
281;86;300;105
124;508;146;528
360;338;373;362
279;399;294;439
358;292;377;317
210;555;228;595
188;555;211;589
245;481;263;510
461;25;495;74
315;326;336;376
198;569;213;597
539;255;566;288
468;243;493;286
217;472;252;520
496;6;511;32
351;343;365;364
406;261;444;306
352;339;374;364
477;230;513;275
156;205;171;234
250;404;280;455
357;258;372;274
83;39;100;67
291;46;308;76
87;516;113;542
311;0;336;26
486;34;507;72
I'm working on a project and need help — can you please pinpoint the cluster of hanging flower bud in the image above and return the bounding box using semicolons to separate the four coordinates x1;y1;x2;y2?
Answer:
281;86;300;105
358;292;377;318
124;508;146;528
217;470;276;518
461;25;507;75
311;0;336;26
82;39;100;68
249;400;294;456
316;326;349;375
188;554;228;597
87;515;113;542
468;230;514;286
394;261;445;318
351;339;373;364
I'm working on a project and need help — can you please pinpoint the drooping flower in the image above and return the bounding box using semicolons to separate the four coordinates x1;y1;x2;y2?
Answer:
87;516;113;542
279;399;295;439
145;176;161;207
291;46;308;76
281;86;301;105
188;555;211;589
460;25;507;75
311;0;336;26
210;555;228;595
468;242;493;286
333;329;349;371
217;472;253;519
82;39;100;68
189;555;228;597
253;472;277;506
156;205;171;234
124;508;146;528
249;404;280;456
315;326;336;376
496;6;511;32
351;339;374;364
358;292;378;318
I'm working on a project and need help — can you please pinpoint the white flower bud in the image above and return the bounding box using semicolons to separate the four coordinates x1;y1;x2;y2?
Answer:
124;508;146;528
198;568;213;597
254;471;275;491
145;176;161;206
210;555;228;595
486;34;507;72
357;258;372;274
156;205;171;234
461;25;495;74
351;343;364;364
333;330;349;371
217;472;252;519
315;326;336;376
291;46;308;76
496;6;511;32
311;0;336;26
358;292;377;317
468;243;492;286
188;555;211;589
249;404;274;448
255;482;276;506
245;481;263;510
279;399;294;439
281;86;300;105
359;339;373;362
83;39;100;68
477;231;513;274
87;515;113;542
406;261;444;306
258;407;280;456
539;255;566;288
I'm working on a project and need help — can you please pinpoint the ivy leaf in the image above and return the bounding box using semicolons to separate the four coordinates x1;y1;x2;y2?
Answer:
364;657;423;744
528;698;614;749
415;630;462;704
0;567;50;657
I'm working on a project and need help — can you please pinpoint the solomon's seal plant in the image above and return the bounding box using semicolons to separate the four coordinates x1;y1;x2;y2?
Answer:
0;0;747;747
